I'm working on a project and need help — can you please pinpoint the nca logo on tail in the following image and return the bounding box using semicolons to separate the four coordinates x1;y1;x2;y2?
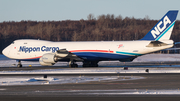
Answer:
151;16;171;38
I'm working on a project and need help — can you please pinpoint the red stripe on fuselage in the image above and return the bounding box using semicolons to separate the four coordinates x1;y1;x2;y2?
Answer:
20;50;113;60
70;50;114;53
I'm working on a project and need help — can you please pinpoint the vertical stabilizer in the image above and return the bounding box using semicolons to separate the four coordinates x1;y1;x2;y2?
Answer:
141;10;178;41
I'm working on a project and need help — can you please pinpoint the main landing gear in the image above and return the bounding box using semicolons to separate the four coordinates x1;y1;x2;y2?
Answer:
82;61;98;67
17;60;22;68
69;60;78;68
69;61;99;68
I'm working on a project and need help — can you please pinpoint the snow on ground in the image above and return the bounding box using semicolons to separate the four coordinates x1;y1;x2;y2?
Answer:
73;89;180;95
128;90;180;94
134;54;180;62
0;76;142;86
109;89;180;95
0;67;180;74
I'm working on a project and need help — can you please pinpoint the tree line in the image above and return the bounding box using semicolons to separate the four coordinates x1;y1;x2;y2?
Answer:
1;14;180;54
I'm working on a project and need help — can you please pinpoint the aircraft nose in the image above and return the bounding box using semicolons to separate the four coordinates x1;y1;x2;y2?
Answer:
2;47;9;57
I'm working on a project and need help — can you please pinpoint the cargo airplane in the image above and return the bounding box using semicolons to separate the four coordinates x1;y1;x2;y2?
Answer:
2;10;178;67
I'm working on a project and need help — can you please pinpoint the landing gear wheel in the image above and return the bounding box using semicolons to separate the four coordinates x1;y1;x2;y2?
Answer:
17;64;22;68
69;60;78;68
83;61;99;67
82;64;88;67
71;64;78;68
93;63;98;67
17;60;22;68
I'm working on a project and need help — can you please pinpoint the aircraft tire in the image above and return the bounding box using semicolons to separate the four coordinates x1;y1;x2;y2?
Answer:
82;64;88;67
70;64;78;68
17;64;22;68
83;61;98;67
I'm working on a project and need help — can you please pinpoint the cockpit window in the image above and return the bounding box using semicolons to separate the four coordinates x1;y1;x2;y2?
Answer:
12;42;14;44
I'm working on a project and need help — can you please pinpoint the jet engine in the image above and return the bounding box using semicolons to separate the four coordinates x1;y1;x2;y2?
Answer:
39;53;58;66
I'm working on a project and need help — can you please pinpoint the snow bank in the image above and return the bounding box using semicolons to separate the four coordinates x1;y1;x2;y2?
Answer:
0;76;141;86
133;54;180;62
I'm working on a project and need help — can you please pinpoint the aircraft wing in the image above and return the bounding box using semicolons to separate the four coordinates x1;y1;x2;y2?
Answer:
55;49;83;61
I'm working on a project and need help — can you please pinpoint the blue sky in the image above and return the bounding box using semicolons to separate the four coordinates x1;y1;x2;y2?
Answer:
0;0;180;22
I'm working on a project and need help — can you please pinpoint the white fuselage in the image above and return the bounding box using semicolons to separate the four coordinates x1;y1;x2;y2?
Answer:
2;39;173;61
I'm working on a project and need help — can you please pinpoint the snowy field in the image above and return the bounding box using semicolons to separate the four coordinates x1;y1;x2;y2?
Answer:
62;89;180;95
0;76;143;86
0;54;180;87
1;67;180;74
133;54;180;62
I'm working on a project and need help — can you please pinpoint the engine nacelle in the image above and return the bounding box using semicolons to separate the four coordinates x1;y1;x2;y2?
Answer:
39;57;55;66
39;53;58;66
41;53;57;63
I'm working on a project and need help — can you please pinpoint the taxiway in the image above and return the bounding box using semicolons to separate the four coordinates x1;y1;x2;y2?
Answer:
0;61;180;100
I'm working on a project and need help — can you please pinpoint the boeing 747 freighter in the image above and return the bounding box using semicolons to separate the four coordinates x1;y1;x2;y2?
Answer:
2;10;178;67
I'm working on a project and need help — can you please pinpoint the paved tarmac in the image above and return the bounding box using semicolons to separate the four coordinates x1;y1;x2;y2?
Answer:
1;61;180;70
1;61;180;101
0;73;180;101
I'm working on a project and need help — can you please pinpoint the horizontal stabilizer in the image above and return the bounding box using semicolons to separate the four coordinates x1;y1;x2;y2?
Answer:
146;40;173;47
141;10;178;41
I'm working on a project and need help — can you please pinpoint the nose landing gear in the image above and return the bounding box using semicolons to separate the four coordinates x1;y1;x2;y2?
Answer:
17;60;22;68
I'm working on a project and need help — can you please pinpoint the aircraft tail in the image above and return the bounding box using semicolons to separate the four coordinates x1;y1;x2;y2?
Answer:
141;10;178;41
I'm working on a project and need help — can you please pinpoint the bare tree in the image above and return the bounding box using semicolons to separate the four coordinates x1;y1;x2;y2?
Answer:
87;14;95;20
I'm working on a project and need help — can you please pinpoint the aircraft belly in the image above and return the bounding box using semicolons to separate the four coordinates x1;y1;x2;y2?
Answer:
73;52;136;61
16;57;41;61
